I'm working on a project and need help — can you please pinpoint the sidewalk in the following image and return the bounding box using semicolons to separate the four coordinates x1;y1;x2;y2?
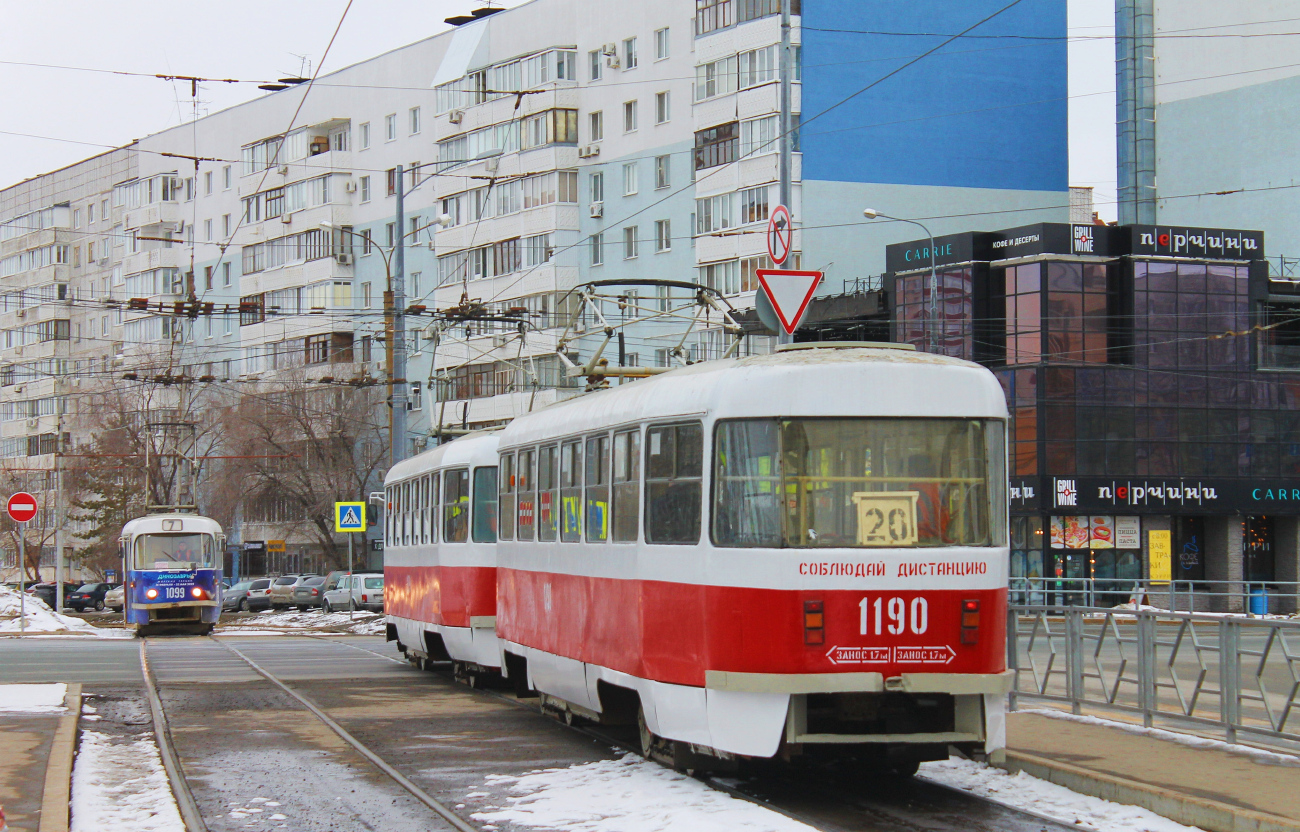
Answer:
1005;709;1300;832
0;685;80;832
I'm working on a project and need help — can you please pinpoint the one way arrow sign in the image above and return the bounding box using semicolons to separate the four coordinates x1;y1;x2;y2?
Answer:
756;269;823;335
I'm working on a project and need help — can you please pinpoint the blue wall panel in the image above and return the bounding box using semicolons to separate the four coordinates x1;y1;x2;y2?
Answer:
801;0;1067;192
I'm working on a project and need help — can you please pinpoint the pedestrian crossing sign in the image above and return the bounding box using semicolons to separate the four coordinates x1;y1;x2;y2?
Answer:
335;501;366;532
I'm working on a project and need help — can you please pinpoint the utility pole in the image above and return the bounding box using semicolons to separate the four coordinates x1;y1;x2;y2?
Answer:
390;164;409;467
54;409;64;614
778;0;794;346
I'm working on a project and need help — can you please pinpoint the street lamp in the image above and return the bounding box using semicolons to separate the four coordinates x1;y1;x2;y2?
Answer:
322;208;451;469
863;208;938;353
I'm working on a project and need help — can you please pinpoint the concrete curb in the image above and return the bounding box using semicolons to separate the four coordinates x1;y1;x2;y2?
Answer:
36;683;80;832
1002;750;1300;832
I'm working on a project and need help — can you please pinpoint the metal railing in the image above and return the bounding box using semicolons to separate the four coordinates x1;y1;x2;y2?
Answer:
1008;605;1300;749
1010;577;1300;615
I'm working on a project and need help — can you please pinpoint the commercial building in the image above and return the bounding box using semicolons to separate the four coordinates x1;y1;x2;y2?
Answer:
879;221;1300;611
0;0;1069;573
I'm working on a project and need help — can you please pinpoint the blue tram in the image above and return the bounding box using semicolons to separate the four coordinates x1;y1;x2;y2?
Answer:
121;513;224;635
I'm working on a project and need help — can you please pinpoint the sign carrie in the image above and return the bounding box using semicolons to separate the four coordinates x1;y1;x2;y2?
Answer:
766;204;792;266
756;269;823;335
6;492;37;524
334;501;366;533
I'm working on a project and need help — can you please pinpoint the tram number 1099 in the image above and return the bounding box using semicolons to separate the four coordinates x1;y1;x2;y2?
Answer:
859;596;928;636
162;586;187;600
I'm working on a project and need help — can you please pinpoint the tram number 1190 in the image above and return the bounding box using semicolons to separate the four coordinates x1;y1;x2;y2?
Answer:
859;596;928;636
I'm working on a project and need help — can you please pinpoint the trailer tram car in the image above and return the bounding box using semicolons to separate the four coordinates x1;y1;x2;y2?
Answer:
121;513;224;636
384;431;502;678
492;344;1011;772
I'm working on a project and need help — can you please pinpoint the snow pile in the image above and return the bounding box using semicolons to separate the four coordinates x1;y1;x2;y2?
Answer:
0;584;105;635
1100;602;1296;621
218;608;385;635
1019;708;1300;766
70;730;185;832
0;683;67;712
919;758;1203;832
470;754;817;832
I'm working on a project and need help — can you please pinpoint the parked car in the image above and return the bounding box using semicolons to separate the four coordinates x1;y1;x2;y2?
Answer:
104;584;125;613
26;582;82;610
322;573;384;613
267;575;317;610
65;582;117;612
293;576;328;611
223;578;273;612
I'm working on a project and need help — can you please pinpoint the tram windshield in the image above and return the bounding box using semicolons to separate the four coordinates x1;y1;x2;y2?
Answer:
714;418;1006;549
133;533;218;569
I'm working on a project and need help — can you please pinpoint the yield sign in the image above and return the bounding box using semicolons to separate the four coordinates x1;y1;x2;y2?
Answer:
766;204;792;265
6;492;37;524
756;269;822;335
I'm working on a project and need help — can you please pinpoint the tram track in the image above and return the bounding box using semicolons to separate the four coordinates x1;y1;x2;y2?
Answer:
307;634;1082;832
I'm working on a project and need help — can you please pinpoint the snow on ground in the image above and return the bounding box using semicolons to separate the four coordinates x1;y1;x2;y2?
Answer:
216;608;385;635
470;753;817;832
0;585;118;636
1019;708;1300;766
0;683;67;712
919;758;1204;832
70;730;184;832
1100;602;1297;620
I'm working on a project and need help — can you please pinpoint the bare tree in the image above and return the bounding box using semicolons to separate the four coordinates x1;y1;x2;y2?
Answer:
0;466;60;582
223;373;388;569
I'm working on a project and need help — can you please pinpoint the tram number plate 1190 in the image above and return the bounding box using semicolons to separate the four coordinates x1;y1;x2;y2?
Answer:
851;491;919;547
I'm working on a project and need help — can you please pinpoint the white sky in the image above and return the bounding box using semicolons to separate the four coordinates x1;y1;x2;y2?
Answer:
0;0;1116;220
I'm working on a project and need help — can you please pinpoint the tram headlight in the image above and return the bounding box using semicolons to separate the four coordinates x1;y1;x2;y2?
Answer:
145;588;158;600
190;587;206;599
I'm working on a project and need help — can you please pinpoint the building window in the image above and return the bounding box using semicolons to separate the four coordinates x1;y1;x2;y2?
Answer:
361;281;371;308
223;166;231;189
385;114;397;142
222;262;231;287
590;232;604;266
204;219;213;242
739;185;769;224
204;171;213;195
589;111;603;142
359;122;371;149
360;175;371;202
386;222;397;248
695;192;734;234
623;37;638;69
623;100;638;133
696;0;733;35
695;122;738;170
655;220;671;252
695;56;738;102
410;382;423;410
740;114;780;157
623;226;639;259
655;91;670;124
387;169;397;196
623;162;638;196
739;44;778;88
655;155;671;189
590;171;604;204
361;229;373;255
222;214;231;236
655;28;670;60
204;266;213;291
589;49;603;81
409;107;421;135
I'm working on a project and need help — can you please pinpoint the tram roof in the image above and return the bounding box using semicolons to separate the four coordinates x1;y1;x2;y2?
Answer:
499;346;1008;449
121;513;223;537
385;429;500;485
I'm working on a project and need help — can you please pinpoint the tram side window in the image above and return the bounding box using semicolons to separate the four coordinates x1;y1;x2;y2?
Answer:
444;468;470;543
586;435;611;542
560;440;583;542
473;466;499;542
517;448;536;541
645;422;703;544
416;477;426;545
537;445;559;542
384;486;392;542
612;429;641;542
714;420;782;547
427;472;440;544
402;481;412;546
499;453;516;540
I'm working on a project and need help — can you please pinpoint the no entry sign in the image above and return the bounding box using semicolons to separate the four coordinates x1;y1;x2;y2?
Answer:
7;492;37;524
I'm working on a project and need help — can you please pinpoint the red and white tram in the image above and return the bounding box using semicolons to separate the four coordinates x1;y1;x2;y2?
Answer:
384;431;502;674
492;344;1011;770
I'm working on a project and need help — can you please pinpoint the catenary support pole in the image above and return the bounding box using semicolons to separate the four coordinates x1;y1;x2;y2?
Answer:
19;523;26;636
392;164;409;466
778;0;793;346
347;531;354;623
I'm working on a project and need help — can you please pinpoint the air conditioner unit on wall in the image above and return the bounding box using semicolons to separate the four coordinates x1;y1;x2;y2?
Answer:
281;212;293;224
577;144;600;159
589;201;603;218
449;109;465;125
25;418;38;429
336;253;354;266
344;180;357;193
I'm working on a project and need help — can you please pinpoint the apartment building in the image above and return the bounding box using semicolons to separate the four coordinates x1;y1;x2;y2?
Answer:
0;0;1068;570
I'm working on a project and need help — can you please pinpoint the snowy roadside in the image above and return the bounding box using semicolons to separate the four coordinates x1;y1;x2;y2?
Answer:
918;757;1205;832
0;683;67;713
70;730;185;832
215;608;385;635
468;754;818;832
0;585;126;637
